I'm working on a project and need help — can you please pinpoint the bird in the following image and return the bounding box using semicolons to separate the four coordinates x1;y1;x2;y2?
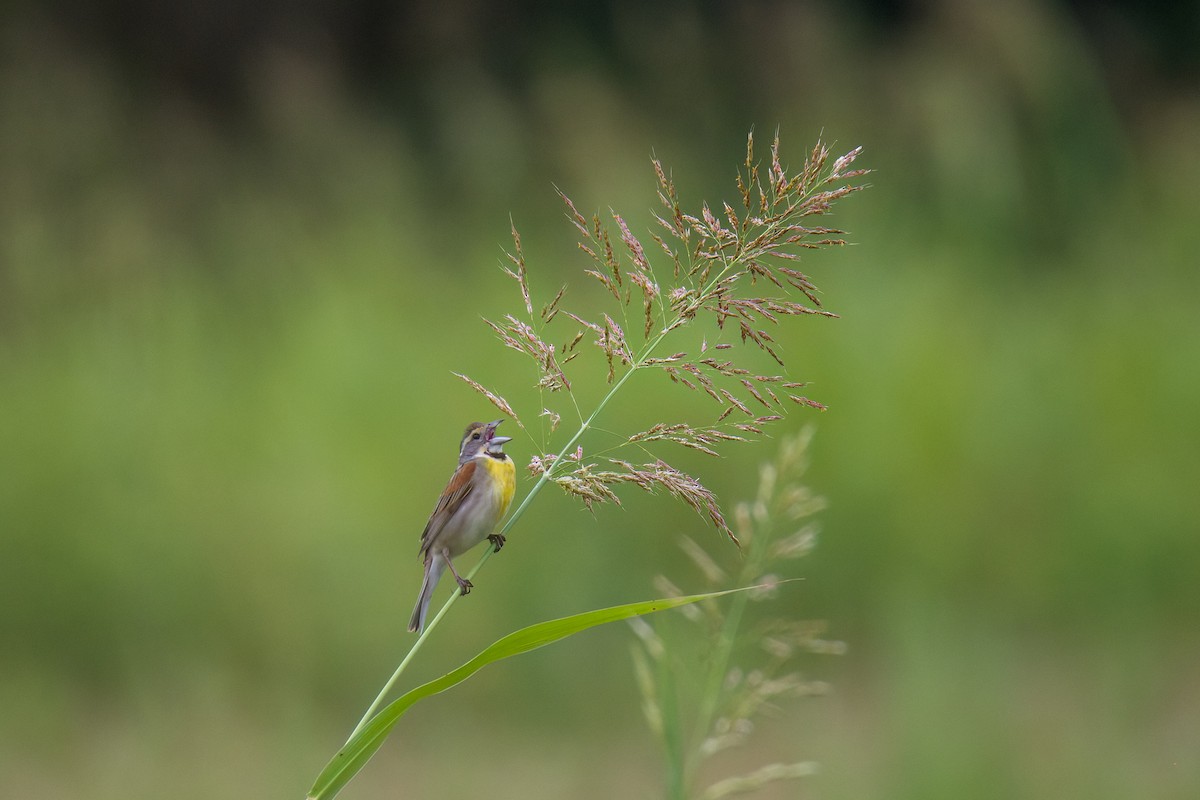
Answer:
407;420;516;633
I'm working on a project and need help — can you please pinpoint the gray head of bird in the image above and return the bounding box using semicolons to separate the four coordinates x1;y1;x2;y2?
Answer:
459;419;512;461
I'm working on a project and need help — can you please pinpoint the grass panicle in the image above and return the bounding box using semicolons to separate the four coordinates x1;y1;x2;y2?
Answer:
501;131;866;545
313;133;866;800
631;429;843;800
452;372;525;432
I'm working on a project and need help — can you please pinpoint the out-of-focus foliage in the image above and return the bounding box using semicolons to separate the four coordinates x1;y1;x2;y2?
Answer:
2;2;1197;799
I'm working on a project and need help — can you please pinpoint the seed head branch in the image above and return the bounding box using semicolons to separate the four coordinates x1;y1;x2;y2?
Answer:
473;133;866;548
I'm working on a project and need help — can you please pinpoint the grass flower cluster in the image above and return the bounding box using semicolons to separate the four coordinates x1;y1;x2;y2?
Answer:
458;131;867;545
308;131;867;800
630;428;845;800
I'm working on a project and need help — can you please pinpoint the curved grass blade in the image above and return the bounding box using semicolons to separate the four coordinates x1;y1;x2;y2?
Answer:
307;586;759;800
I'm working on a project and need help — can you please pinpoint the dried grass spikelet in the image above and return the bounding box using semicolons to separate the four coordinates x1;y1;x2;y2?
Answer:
644;129;868;375
452;372;525;432
719;387;752;415
540;285;566;323
539;408;561;433
614;212;662;338
787;394;828;411
501;220;533;317
526;452;558;477
553;463;622;511
627;422;747;457
761;619;847;657
562;189;629;303
628;270;659;338
769;524;819;561
699;761;819;800
700;717;755;757
678;362;720;402
539;456;738;545
559;310;633;383
629;633;664;735
481;134;865;552
483;313;571;392
608;459;736;545
678;534;728;584
601;314;634;368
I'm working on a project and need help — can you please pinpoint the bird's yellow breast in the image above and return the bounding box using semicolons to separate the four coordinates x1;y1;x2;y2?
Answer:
481;454;516;518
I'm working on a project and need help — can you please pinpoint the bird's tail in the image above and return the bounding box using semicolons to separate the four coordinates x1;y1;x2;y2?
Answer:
407;556;445;633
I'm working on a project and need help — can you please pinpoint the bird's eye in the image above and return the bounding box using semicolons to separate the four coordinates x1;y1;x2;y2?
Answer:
472;432;481;440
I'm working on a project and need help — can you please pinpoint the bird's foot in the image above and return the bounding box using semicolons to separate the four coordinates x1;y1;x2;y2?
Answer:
488;534;506;553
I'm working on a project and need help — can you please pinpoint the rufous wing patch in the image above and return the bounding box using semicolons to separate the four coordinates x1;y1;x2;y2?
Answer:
418;460;477;554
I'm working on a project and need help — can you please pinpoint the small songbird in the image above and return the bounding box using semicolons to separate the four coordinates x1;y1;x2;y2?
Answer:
407;420;516;633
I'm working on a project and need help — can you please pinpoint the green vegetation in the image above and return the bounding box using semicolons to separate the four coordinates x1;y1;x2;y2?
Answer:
303;132;863;798
2;5;1198;799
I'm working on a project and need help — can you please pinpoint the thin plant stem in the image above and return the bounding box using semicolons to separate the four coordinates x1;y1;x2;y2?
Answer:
343;136;865;745
659;651;686;800
354;272;761;743
684;579;751;785
346;328;672;743
349;245;775;743
685;502;775;782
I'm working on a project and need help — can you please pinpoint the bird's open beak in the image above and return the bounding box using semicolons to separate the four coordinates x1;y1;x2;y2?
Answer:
486;420;512;448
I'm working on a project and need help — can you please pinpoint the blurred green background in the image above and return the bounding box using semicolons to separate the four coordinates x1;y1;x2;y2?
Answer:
2;1;1198;798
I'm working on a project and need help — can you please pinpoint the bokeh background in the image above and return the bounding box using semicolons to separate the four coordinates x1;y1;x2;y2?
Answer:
2;1;1198;798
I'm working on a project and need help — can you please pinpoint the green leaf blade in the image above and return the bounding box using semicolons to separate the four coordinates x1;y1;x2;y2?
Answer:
307;586;754;800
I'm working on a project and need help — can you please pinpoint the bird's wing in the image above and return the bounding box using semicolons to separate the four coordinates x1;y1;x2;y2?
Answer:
418;460;477;556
